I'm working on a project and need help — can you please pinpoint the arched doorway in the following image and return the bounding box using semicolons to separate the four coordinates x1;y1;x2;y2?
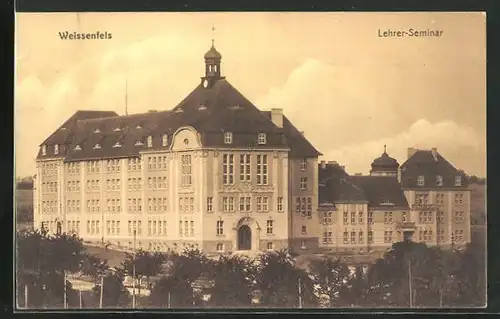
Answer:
56;222;62;235
238;225;252;250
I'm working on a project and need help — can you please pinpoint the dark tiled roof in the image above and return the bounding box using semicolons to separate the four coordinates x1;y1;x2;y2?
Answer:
400;150;468;189
371;151;399;172
261;111;322;157
347;176;409;209
318;163;353;204
37;78;322;161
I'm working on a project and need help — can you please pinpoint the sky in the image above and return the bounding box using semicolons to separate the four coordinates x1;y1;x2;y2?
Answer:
15;12;486;177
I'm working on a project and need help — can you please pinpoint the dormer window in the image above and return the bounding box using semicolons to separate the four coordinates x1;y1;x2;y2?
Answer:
258;133;267;145
455;176;462;186
417;175;425;186
436;175;443;187
147;136;153;148
94;128;101;133
135;140;144;147
113;142;122;148
41;145;47;155
114;127;121;132
224;132;233;144
93;144;101;150
136;124;142;129
75;145;82;151
162;134;168;147
54;144;59;155
300;158;308;171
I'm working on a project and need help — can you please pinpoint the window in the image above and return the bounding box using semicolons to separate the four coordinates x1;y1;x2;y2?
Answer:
419;211;433;224
239;196;251;212
75;145;82;151
437;228;445;243
321;211;333;224
222;154;234;185
343;212;349;225
343;231;348;244
301;225;307;235
147;136;153;148
417;175;425;186
216;243;224;251
216;220;224;236
190;221;194;236
258;133;267;145
266;242;273;250
113;142;122;148
368;212;373;224
239;154;251;181
300;158;308;171
223;197;235;212
181;155;192;186
207;197;213;212
179;221;183;237
436;175;443;187
256;154;268;185
455;176;462;186
358;212;363;224
415;193;429;206
351;212;356;224
436;193;445;205
224;132;233;144
384;231;393;243
368;231;374;244
350;231;356;244
54;144;59;155
266;220;274;234
42;145;47;155
359;231;364;244
384;212;393;224
257;197;269;212
277;197;283;212
454;211;465;223
402;212;407;222
438;210;445;224
454;193;464;205
162;134;168;146
300;177;308;190
296;197;312;217
453;229;464;243
93;144;101;150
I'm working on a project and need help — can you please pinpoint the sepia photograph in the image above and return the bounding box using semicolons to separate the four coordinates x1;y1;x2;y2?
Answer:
14;12;486;310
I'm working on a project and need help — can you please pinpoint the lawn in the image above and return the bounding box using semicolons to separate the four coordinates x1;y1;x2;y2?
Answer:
84;245;128;268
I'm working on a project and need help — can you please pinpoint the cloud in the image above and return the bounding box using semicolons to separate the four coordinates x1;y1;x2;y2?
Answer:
323;119;485;176
255;59;486;177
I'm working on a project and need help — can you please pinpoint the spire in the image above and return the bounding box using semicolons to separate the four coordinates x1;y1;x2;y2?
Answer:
212;25;215;47
384;144;387;154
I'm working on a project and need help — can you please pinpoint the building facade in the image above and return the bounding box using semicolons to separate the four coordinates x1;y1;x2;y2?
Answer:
33;43;322;255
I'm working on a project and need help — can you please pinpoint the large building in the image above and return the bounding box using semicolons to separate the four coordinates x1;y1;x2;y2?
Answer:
33;43;322;254
317;146;471;260
32;43;470;257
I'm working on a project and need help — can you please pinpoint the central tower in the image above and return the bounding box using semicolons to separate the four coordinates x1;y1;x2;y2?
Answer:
201;38;223;89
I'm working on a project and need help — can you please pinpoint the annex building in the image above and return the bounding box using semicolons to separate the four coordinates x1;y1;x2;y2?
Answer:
33;43;470;257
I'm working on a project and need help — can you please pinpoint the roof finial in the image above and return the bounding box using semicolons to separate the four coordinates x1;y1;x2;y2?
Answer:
211;25;215;47
384;144;387;154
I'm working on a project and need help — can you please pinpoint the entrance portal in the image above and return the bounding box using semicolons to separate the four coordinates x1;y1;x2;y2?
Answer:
56;222;62;235
403;231;413;242
238;225;252;250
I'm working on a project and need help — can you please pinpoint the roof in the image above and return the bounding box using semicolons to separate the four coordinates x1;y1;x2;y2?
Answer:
204;45;222;60
346;176;409;209
261;111;322;157
400;149;468;189
37;78;321;160
371;151;399;172
318;163;409;209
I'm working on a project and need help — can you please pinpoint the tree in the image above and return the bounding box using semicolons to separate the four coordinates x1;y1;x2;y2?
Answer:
207;254;256;307
309;256;351;307
91;269;130;308
17;229;88;308
166;247;212;284
256;249;318;308
80;254;109;281
148;275;196;308
121;249;167;295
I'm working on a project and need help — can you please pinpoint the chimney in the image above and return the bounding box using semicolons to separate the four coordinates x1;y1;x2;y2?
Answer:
407;147;417;159
271;108;283;128
320;161;326;169
341;165;345;170
300;131;305;136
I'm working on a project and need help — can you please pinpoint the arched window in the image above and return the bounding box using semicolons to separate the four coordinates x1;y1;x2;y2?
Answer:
214;65;218;72
208;65;212;72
